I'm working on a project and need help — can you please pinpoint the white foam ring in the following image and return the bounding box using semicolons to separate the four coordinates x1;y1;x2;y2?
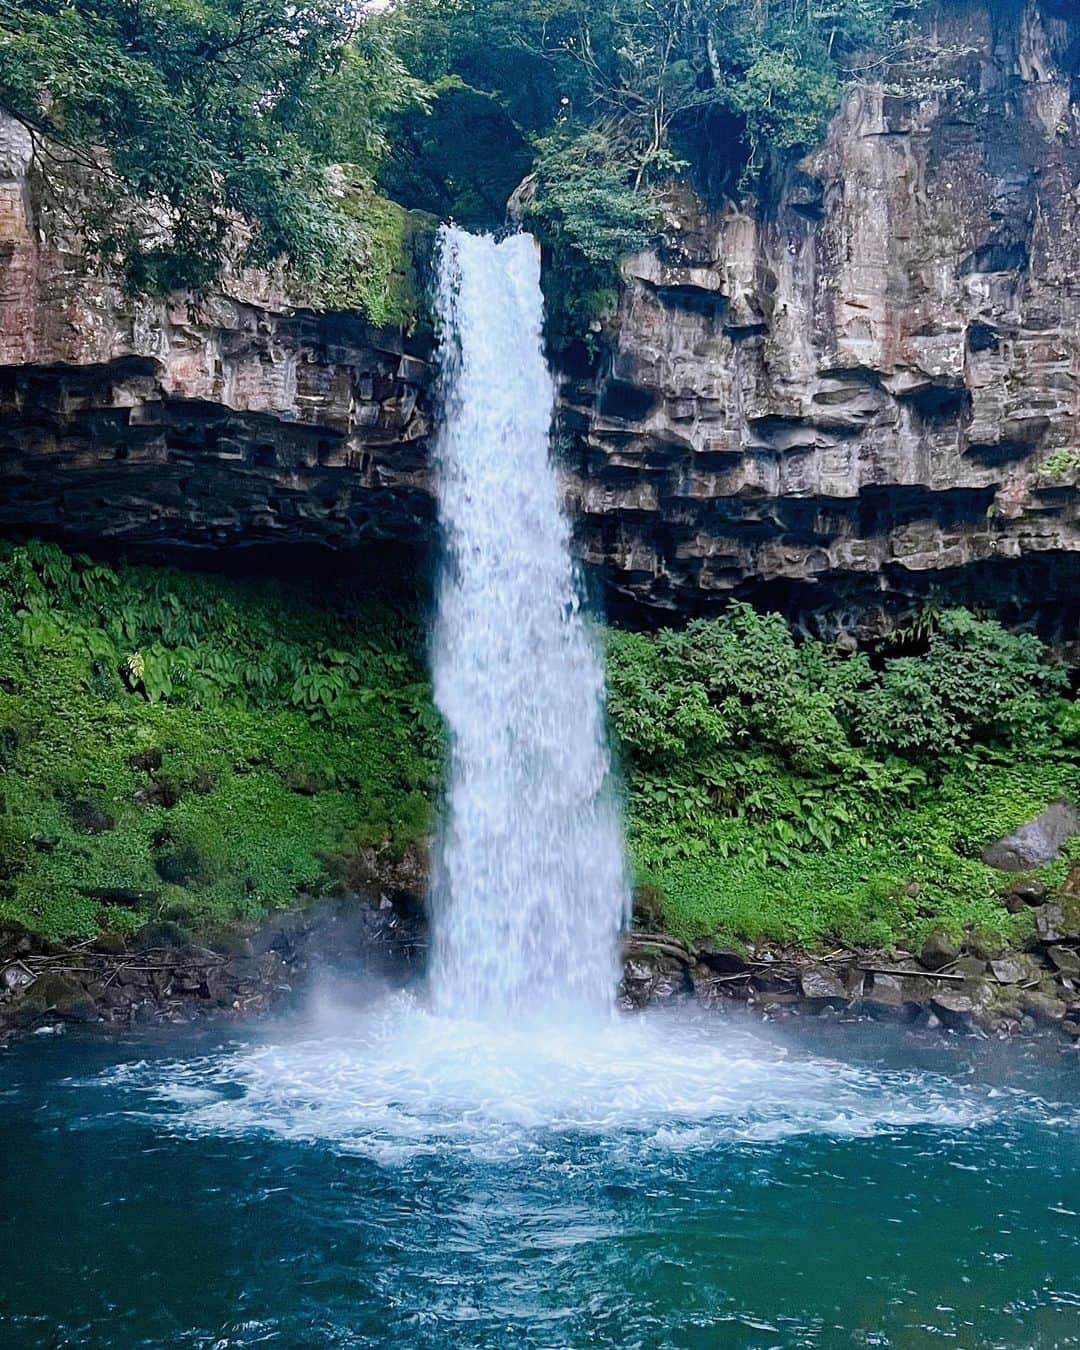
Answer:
93;995;997;1164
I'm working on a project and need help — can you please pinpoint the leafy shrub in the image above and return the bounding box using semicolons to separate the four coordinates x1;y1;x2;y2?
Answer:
610;601;1078;949
523;130;659;340
0;541;441;940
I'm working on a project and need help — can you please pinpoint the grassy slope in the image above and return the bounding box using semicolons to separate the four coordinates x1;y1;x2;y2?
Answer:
0;541;1076;955
0;543;438;941
631;762;1080;952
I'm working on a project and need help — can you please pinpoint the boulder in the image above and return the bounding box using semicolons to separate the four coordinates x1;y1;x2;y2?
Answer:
1047;947;1080;977
990;955;1028;985
1034;904;1079;944
982;801;1079;872
954;956;989;979
0;961;35;996
1007;879;1048;907
798;966;847;1003
930;988;977;1031
25;972;97;1021
967;930;1006;961
862;973;909;1020
1020;990;1067;1025
920;927;961;970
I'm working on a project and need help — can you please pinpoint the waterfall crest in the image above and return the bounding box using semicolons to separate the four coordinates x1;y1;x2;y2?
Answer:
429;226;628;1020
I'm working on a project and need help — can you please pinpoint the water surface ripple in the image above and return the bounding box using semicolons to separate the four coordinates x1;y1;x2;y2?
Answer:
2;1007;1078;1348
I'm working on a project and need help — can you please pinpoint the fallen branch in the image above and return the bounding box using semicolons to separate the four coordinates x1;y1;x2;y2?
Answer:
857;965;967;982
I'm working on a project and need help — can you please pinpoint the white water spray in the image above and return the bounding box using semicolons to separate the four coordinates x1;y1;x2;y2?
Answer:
428;226;628;1020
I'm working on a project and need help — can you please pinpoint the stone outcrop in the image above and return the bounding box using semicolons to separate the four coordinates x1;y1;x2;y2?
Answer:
1;1;1080;633
0;115;433;553
562;0;1080;632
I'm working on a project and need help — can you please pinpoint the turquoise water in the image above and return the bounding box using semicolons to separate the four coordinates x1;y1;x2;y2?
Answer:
1;995;1078;1348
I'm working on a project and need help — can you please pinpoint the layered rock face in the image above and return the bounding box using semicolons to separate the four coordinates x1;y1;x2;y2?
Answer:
1;0;1079;634
0;116;432;552
563;0;1080;633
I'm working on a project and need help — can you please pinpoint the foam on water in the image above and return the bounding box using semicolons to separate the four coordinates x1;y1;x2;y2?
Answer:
90;995;1000;1164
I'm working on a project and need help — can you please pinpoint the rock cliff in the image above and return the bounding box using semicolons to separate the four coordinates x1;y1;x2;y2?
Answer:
565;0;1080;633
1;0;1079;634
0;115;433;553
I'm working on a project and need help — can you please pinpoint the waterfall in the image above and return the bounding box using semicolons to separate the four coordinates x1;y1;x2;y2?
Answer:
428;226;628;1021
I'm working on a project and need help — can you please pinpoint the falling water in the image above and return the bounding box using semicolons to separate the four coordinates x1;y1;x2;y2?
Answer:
428;226;628;1020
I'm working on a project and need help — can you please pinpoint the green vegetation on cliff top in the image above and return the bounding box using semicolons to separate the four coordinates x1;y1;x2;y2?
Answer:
0;0;912;333
0;541;1076;956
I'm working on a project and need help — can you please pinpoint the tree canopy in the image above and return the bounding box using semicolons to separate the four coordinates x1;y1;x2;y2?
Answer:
376;0;914;336
0;0;913;320
0;0;422;295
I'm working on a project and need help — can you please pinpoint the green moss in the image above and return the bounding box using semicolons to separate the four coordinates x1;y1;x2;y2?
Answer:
611;603;1079;953
0;542;440;941
312;180;430;330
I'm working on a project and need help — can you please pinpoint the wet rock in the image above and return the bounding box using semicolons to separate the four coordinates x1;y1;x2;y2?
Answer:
1047;947;1080;977
619;954;689;1009
930;988;977;1031
1019;990;1067;1025
900;976;936;1008
1034;905;1073;944
982;801;1080;872
798;966;847;1003
0;961;34;996
990;955;1028;985
25;972;97;1021
861;973;910;1020
967;930;1005;962
751;970;798;995
1007;879;1048;907
954;956;989;979
844;966;866;1000
920;928;961;970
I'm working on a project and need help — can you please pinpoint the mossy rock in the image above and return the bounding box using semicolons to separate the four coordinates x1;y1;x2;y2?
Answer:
134;920;194;951
26;971;96;1020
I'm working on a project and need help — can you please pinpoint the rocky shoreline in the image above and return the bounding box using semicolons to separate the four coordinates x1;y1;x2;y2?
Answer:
0;896;426;1042
622;879;1080;1044
3;863;1080;1046
3;905;1080;1050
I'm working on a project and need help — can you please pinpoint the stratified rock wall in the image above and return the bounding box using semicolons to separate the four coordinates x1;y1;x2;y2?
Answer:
562;0;1080;633
1;0;1079;634
0;115;433;551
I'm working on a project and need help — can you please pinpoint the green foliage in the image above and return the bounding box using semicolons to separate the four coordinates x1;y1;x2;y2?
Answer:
380;0;913;335
0;0;424;308
1041;449;1080;480
0;541;440;940
609;601;1078;950
523;131;658;338
379;76;534;232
